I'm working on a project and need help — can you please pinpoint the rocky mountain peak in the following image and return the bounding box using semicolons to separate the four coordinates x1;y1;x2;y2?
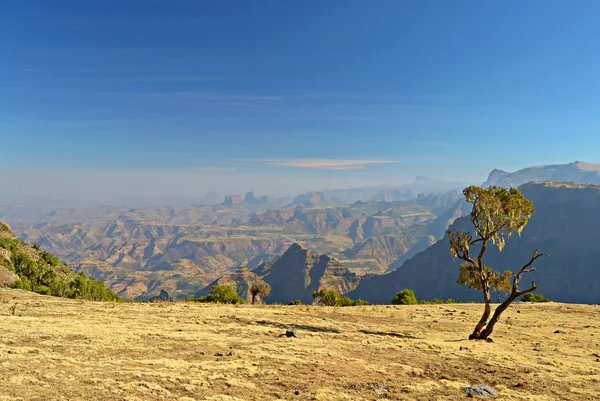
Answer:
258;243;359;304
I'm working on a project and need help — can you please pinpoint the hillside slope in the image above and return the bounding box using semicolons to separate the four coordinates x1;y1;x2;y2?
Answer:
0;221;119;301
350;182;600;304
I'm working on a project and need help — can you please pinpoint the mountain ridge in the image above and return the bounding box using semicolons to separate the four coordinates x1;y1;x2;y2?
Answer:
349;181;600;304
483;161;600;188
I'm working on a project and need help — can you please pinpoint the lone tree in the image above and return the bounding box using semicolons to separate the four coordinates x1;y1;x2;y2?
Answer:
448;186;547;340
249;280;271;304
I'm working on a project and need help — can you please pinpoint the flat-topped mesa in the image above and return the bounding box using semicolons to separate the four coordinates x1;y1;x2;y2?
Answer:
258;243;360;304
222;195;244;207
244;191;269;205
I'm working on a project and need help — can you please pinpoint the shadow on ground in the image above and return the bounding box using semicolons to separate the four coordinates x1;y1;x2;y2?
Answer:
255;320;341;333
357;329;420;339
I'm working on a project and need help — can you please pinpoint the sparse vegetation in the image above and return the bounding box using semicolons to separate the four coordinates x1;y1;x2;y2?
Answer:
0;288;596;400
448;186;546;340
311;289;369;306
249;279;271;304
419;298;460;305
288;299;302;305
522;293;550;303
195;285;246;304
392;289;418;305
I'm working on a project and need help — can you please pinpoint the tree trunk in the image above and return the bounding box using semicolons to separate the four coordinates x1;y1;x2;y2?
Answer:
251;294;256;304
469;283;491;340
477;294;516;339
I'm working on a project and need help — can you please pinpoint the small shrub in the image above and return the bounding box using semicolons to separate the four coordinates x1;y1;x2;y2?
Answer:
35;285;51;295
288;299;302;305
522;293;550;303
392;289;418;305
311;289;369;306
196;285;246;304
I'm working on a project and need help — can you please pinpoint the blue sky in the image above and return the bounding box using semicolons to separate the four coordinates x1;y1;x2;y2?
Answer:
2;1;600;199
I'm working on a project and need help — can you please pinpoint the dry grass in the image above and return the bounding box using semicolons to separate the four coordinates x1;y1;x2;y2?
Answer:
1;289;599;400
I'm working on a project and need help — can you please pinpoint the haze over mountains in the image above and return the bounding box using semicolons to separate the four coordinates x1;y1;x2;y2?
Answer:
3;162;600;303
14;188;461;299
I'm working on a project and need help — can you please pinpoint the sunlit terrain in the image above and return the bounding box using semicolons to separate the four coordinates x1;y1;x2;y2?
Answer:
1;289;599;400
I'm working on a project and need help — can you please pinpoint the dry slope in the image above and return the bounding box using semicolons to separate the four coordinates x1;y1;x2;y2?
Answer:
1;289;599;400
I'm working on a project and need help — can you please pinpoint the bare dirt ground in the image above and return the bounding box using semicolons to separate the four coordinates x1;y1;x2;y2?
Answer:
1;289;599;400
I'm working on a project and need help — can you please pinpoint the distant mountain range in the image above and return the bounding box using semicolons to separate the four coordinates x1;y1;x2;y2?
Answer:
198;181;600;305
484;161;600;188
323;177;474;203
14;191;462;299
7;163;600;303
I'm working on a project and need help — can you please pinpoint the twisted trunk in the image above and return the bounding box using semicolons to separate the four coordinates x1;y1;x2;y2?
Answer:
470;282;491;339
470;250;546;340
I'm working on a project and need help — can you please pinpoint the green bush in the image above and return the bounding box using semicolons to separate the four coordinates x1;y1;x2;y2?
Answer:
522;293;550;303
0;237;19;252
36;285;51;295
288;299;302;305
392;289;418;305
419;298;461;304
196;285;246;304
311;289;369;306
41;250;59;267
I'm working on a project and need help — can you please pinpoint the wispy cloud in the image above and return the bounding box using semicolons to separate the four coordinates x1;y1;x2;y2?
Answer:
193;166;235;172
252;158;399;170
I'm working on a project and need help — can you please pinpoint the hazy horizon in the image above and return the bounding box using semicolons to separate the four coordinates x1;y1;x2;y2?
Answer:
3;1;600;202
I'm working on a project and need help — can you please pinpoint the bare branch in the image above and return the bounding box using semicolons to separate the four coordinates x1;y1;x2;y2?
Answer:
511;250;547;295
514;280;537;297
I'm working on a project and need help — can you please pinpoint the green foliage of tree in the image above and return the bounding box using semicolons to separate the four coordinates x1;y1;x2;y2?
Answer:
311;289;369;306
522;293;550;303
448;186;546;340
12;251;40;292
196;285;246;304
392;289;418;305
